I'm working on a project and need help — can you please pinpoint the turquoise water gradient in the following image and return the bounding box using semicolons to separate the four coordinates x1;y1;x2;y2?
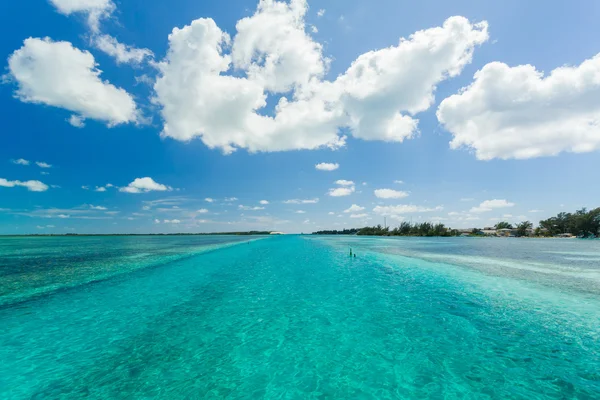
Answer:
1;236;599;398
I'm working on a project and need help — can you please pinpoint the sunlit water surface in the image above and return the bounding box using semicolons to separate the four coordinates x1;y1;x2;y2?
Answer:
1;235;599;399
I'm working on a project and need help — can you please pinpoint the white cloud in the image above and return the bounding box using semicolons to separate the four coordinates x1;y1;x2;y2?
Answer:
259;200;269;205
470;199;515;213
350;213;368;219
94;34;153;65
335;180;354;186
394;180;404;184
328;211;335;215
438;54;600;160
196;208;209;213
239;205;265;211
310;25;318;34
41;172;50;175
373;205;443;220
374;188;409;199
81;185;89;190
89;205;107;210
95;186;106;192
328;186;355;197
205;198;215;203
164;219;181;224
49;0;115;32
7;38;139;127
283;198;319;204
344;204;365;213
154;218;160;224
35;161;52;168
68;115;86;128
12;159;30;166
0;178;49;192
225;197;239;202
119;177;172;194
295;210;306;214
529;209;544;213
317;9;325;17
153;2;487;154
315;162;339;171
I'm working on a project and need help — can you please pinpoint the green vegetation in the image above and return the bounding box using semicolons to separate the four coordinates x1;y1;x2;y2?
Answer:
539;208;600;238
313;228;360;235
356;223;461;237
494;221;513;229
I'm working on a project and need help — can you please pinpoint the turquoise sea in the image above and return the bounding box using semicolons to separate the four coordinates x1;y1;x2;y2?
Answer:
1;235;599;399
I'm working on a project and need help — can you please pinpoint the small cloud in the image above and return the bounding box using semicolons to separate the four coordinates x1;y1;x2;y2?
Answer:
225;197;238;202
259;200;269;205
205;198;215;203
164;219;181;224
283;198;319;204
374;189;409;199
310;25;318;33
350;213;368;219
35;161;52;168
41;171;50;175
335;180;354;186
68;115;85;128
470;199;515;213
0;178;48;192
328;186;355;197
239;205;265;211
394;180;404;184
95;186;107;192
81;186;89;190
317;9;325;17
328;212;335;215
154;219;160;224
120;177;172;194
196;208;209;214
295;210;306;214
11;158;30;166
528;209;544;213
344;204;365;213
89;205;107;210
315;162;339;171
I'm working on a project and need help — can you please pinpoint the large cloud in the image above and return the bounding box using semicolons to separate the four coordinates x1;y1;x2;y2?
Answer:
438;55;600;160
49;0;115;32
7;38;139;127
154;0;488;154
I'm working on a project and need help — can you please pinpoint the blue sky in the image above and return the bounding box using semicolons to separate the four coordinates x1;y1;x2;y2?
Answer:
1;0;599;234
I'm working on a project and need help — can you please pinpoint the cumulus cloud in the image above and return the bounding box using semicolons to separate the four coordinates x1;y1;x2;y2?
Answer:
470;199;515;213
438;54;600;160
0;178;49;192
328;211;335;215
94;34;153;64
119;177;172;194
328;186;355;197
35;161;52;168
12;159;30;166
259;200;269;205
7;38;139;127
374;189;409;199
344;204;365;213
205;198;215;202
153;0;488;154
315;163;339;171
335;180;354;186
196;208;209;213
49;0;115;32
283;198;319;204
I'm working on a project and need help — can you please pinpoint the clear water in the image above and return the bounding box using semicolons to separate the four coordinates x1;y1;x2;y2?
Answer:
1;235;599;399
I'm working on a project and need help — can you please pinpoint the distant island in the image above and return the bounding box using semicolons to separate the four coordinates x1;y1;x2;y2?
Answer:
313;207;600;239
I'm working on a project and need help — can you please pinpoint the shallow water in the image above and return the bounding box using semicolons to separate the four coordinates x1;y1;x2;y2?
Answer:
1;235;599;398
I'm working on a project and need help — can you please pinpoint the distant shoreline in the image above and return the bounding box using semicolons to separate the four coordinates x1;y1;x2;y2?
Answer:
0;232;274;237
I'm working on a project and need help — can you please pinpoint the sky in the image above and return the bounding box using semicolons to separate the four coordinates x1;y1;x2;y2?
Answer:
1;0;599;234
